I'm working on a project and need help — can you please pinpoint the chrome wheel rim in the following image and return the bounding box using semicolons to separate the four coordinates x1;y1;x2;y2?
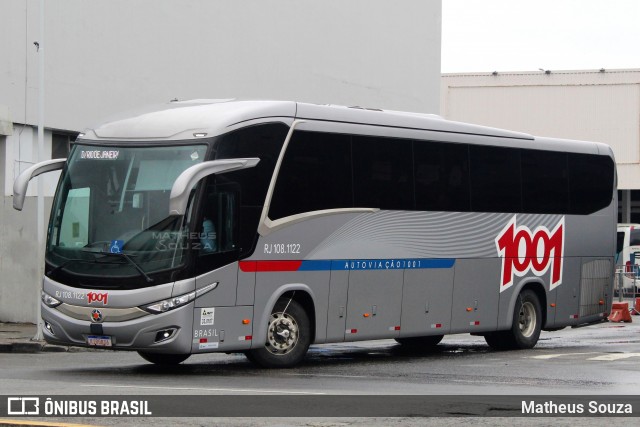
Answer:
518;301;536;337
266;312;299;355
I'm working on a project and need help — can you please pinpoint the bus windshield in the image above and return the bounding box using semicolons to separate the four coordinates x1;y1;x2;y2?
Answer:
46;143;208;286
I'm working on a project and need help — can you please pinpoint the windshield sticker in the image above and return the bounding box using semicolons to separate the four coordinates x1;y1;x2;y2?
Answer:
200;308;215;326
80;150;120;160
198;341;219;350
190;151;200;161
109;240;124;254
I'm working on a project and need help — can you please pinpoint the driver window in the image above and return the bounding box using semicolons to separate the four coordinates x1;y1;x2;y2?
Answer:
198;188;238;257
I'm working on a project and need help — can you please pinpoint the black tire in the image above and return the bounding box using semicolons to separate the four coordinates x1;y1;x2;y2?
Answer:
138;351;190;365
246;298;311;368
483;331;511;350
395;335;443;348
485;289;542;350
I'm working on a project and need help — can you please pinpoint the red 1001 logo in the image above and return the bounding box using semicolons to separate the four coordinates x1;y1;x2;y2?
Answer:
495;216;564;292
87;291;109;305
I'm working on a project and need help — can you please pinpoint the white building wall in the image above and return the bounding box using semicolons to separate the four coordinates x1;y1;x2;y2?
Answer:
0;0;442;323
441;69;640;190
4;127;60;197
2;0;442;135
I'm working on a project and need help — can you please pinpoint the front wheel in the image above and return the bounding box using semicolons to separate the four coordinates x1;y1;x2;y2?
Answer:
245;298;311;368
138;351;190;365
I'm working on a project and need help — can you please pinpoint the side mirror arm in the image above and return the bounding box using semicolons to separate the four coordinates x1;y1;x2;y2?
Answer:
169;158;260;216
13;158;66;211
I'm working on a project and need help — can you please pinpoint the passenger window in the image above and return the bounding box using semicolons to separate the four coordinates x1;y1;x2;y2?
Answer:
214;123;289;207
414;141;470;211
469;145;522;213
522;150;568;214
270;131;352;220
352;136;413;210
213;122;289;257
568;153;614;214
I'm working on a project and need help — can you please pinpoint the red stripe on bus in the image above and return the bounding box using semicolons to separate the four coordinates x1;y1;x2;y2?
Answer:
239;260;303;272
239;261;257;272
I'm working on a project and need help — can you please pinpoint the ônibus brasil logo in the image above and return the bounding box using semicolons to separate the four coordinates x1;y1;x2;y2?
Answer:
495;216;564;292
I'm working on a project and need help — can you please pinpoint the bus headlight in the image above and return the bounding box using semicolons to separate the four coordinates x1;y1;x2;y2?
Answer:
140;282;218;314
42;291;62;308
141;292;196;314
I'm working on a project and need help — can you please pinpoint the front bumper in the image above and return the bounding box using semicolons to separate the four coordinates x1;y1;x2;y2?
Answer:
41;301;194;354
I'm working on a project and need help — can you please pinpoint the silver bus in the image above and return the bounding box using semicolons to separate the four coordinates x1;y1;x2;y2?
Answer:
14;100;617;368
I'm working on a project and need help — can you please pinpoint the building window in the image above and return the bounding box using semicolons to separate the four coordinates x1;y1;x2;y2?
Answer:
52;133;77;159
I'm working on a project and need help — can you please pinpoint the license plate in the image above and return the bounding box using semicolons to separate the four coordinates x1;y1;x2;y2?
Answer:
87;335;112;347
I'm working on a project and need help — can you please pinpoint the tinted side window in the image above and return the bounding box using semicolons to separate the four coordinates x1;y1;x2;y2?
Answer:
522;150;568;214
414;141;470;211
568;153;614;214
213;123;289;256
214;123;289;207
270;131;352;220
195;183;241;275
469;145;522;212
629;229;640;247
352;136;414;210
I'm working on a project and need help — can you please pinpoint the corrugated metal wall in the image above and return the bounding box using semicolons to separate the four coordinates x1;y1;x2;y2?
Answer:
442;70;640;189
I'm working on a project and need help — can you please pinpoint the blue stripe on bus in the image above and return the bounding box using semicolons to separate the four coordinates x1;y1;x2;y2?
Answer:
298;258;455;271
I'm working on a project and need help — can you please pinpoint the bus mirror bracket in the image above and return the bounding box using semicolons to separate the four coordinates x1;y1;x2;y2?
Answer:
169;158;260;216
13;158;66;211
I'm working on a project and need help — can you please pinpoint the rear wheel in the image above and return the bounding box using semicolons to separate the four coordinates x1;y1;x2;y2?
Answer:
485;289;542;350
137;351;190;365
246;298;311;368
483;331;510;350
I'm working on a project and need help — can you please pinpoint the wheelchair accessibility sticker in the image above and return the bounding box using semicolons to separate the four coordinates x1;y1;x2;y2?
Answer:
110;240;124;254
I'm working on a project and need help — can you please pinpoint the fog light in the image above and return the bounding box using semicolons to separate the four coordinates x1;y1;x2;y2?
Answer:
44;321;55;336
154;328;177;343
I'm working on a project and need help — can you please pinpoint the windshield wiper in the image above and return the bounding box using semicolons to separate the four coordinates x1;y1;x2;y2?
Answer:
46;256;126;277
47;258;98;276
48;251;154;284
85;251;154;283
